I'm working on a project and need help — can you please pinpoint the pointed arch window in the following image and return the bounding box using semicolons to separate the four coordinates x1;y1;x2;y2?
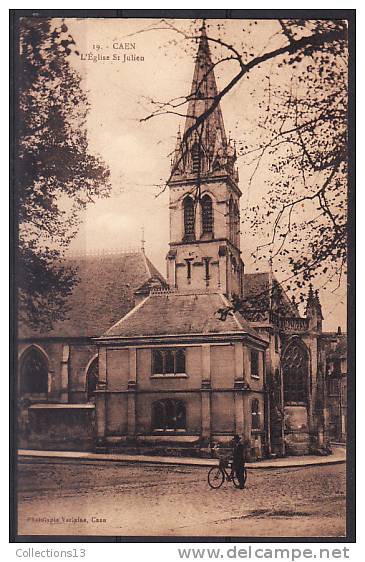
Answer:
201;194;214;235
282;340;308;404
183;196;195;240
86;357;99;400
152;399;186;431
20;347;48;395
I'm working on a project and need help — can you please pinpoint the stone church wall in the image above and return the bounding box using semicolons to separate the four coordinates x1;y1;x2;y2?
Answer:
18;339;98;450
18;339;98;403
211;392;235;434
106;348;130;391
27;404;95;451
106;393;128;435
68;342;98;403
210;345;234;388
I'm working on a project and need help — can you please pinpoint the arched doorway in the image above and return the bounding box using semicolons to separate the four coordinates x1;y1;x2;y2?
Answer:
19;346;48;396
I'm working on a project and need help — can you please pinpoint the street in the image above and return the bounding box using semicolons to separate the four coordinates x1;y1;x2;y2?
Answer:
17;459;346;538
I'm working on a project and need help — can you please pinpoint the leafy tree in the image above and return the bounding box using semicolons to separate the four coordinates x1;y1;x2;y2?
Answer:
243;20;348;300
17;18;111;329
142;18;348;308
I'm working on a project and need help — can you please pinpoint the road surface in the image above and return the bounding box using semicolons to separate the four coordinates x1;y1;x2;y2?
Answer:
17;458;346;538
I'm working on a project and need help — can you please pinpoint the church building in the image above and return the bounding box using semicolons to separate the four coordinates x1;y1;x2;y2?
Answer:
17;25;335;459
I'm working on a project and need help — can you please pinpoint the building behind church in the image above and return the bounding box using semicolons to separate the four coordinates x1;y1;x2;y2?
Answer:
17;25;347;459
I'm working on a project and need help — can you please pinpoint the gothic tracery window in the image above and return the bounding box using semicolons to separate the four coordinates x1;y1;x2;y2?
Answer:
20;347;48;395
183;196;195;240
201;194;213;235
152;399;186;431
282;340;308;404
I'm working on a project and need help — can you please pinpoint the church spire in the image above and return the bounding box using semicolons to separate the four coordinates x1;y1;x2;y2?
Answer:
166;21;244;297
171;21;238;183
183;21;227;145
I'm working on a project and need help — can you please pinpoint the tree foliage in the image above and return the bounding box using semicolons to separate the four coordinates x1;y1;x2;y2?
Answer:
243;20;348;298
17;18;111;329
142;18;348;307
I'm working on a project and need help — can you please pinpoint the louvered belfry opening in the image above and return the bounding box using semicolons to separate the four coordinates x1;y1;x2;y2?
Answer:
183;195;195;240
201;194;213;234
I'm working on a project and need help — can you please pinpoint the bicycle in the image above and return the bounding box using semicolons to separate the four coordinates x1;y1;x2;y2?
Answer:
207;458;247;489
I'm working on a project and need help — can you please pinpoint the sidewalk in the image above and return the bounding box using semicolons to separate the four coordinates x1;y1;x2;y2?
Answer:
18;445;346;469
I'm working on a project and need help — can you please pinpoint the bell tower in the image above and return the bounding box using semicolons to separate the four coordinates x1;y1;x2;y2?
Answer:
166;22;244;297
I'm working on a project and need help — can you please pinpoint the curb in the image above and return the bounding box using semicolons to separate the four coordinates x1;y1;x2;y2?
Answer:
18;449;346;470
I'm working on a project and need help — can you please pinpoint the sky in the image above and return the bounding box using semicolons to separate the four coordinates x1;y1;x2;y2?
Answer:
63;17;347;331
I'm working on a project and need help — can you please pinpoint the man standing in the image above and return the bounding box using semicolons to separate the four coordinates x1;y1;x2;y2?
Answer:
232;434;246;489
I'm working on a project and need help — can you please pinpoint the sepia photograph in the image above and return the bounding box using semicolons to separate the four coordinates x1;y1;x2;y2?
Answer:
11;10;354;540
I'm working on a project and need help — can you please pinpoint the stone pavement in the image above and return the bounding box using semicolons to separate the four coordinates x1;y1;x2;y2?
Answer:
18;445;346;469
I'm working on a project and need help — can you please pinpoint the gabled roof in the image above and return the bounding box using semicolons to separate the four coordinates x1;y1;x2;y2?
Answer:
102;290;266;343
19;251;166;339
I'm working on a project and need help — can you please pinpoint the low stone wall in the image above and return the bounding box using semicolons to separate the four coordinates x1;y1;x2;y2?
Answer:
27;404;96;451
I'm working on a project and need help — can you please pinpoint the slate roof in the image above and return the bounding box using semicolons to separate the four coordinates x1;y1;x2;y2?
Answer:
243;272;299;317
19;252;167;339
243;273;270;300
103;291;266;342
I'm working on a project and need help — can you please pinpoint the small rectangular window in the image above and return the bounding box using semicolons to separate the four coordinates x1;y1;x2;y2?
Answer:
203;258;210;280
251;350;259;378
185;259;192;281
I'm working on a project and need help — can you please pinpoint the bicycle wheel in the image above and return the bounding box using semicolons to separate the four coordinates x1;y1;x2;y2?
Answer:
208;467;225;489
232;471;240;488
232;467;248;489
